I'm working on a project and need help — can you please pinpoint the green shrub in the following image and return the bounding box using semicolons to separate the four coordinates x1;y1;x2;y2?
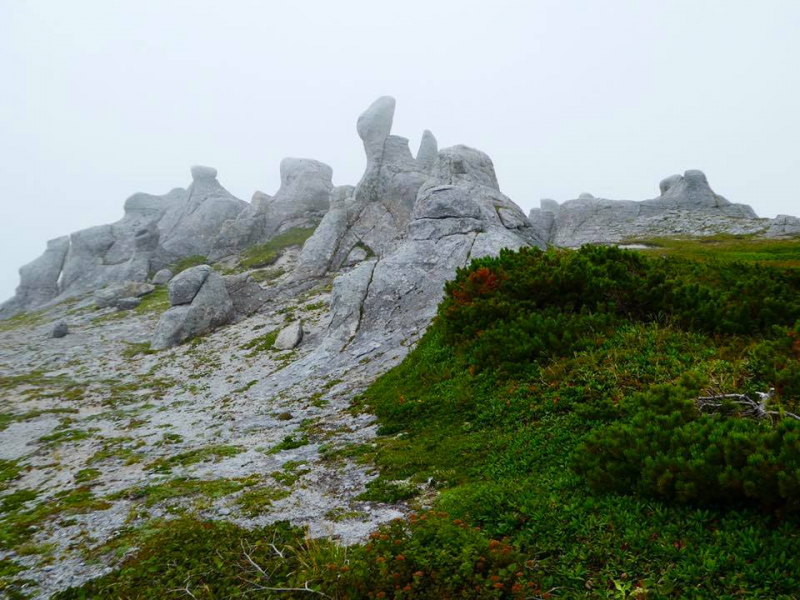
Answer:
440;246;800;374
573;382;800;509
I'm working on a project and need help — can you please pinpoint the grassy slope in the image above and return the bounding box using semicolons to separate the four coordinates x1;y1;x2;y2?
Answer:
49;237;800;600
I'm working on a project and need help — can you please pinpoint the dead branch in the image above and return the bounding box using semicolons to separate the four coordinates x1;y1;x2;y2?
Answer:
696;388;800;422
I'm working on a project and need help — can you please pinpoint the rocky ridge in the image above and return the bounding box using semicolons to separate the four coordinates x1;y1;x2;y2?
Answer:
528;169;800;246
1;97;798;598
0;97;550;598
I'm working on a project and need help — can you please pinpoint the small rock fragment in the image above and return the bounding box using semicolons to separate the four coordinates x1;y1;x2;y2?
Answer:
51;320;68;338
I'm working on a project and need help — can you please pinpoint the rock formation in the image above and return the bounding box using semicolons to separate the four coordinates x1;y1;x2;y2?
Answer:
528;170;777;247
152;266;236;350
1;236;69;314
209;158;333;261
766;214;800;238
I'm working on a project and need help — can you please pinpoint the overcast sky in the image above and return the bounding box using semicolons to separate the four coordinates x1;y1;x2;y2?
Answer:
1;1;799;300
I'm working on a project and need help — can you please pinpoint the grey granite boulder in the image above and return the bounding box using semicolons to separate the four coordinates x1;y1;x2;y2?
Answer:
94;282;155;308
51;320;68;338
115;297;141;310
191;165;218;180
224;273;267;316
152;269;173;285
168;265;211;306
152;271;235;349
274;320;304;350
296;97;432;280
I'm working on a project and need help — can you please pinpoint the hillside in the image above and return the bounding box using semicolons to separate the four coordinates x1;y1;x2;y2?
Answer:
1;239;796;599
1;96;800;599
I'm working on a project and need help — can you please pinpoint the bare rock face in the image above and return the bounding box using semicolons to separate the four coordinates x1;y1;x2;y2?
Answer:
115;297;142;311
297;97;438;280
152;265;267;349
766;214;800;238
2;167;250;316
529;169;768;247
416;130;439;171
223;273;267;316
208;159;333;262
155;166;249;264
1;236;70;316
293;99;546;355
295;185;354;279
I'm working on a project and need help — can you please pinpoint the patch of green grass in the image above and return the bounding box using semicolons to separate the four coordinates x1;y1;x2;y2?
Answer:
132;286;170;315
38;428;95;448
121;341;156;358
236;485;291;516
0;556;30;600
303;300;327;311
74;468;101;483
0;489;38;514
631;234;800;267
324;507;367;522
157;432;184;445
356;478;417;503
146;445;244;473
0;487;112;550
267;435;309;454
0;461;23;492
87;437;146;465
0;408;78;432
109;477;253;508
239;227;317;269
233;379;258;393
0;309;46;333
270;462;310;487
171;255;208;275
240;329;278;356
250;267;285;283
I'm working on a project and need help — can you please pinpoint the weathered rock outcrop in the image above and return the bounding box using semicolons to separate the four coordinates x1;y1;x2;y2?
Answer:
208;159;333;261
152;266;236;349
528;170;772;247
94;282;155;309
297;98;546;352
155;167;249;264
151;265;268;349
766;214;800;238
296;97;440;279
0;236;70;316
2;167;250;316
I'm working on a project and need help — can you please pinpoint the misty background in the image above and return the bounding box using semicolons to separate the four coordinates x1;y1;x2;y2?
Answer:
1;1;798;301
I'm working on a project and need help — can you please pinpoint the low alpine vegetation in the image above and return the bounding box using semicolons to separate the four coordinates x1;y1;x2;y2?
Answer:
57;243;800;598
